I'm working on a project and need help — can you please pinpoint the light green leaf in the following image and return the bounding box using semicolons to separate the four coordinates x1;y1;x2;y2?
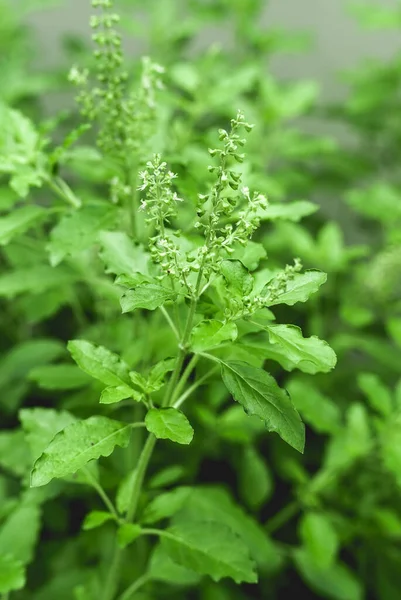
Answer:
116;470;137;515
99;385;135;405
299;512;339;569
0;265;77;298
68;340;131;387
117;523;142;548
0;504;41;564
221;361;304;453
98;231;150;276
0;430;31;476
231;241;267;271
28;364;92;390
149;465;186;489
31;416;132;487
267;270;327;306
239;446;272;510
0;205;46;245
190;320;237;352
287;378;341;434
294;550;362;600
381;415;401;489
82;511;116;531
142;487;191;525
357;373;393;416
148;544;201;585
220;259;253;295
120;284;177;313
160;521;257;583
20;407;76;462
47;205;116;266
266;324;337;374
324;404;371;471
0;555;25;594
258;201;318;222
145;408;194;445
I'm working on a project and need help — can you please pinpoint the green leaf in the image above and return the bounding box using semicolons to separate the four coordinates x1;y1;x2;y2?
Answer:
220;259;253;295
99;385;135;405
149;465;186;489
82;511;116;531
230;241;267;271
258;200;318;222
190;320;237;352
286;378;341;434
239;446;272;510
0;430;32;476
266;324;337;374
148;544;201;585
357;373;393;416
0;555;25;594
324;404;371;471
294;550;362;600
68;340;131;387
145;408;194;445
28;364;92;390
381;415;401;489
116;470;137;515
30;416;132;487
0;205;46;245
20;407;76;462
98;231;150;276
47;205;116;266
299;512;339;569
221;361;305;453
142;487;191;525
267;270;327;306
120;284;177;313
0;265;77;298
160;521;257;583
0;504;41;564
117;523;142;548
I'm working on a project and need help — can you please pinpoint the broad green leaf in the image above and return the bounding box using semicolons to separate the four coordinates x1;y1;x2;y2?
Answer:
68;340;131;387
294;550;362;600
145;408;194;445
160;521;257;583
220;259;253;295
99;385;135;404
98;231;150;276
258;200;318;222
149;465;186;489
190;320;237;352
267;270;327;307
82;511;116;531
120;284;177;313
117;523;142;548
287;378;341;434
20;407;76;462
230;241;267;271
299;512;339;568
0;504;41;564
148;544;201;585
142;487;191;525
0;205;46;245
221;361;305;453
266;324;337;374
324;404;371;471
0;555;25;594
116;470;137;515
0;430;31;476
239;446;272;510
0;265;77;298
31;416;132;487
47;205;116;266
357;373;393;416
28;364;91;390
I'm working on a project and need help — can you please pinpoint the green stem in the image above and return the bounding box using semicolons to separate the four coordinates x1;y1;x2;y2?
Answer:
170;354;199;405
173;367;218;410
159;306;180;340
126;434;156;523
118;574;150;600
84;467;119;520
265;501;300;535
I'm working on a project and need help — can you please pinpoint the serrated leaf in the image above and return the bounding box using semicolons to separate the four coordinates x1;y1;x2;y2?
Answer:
30;416;132;487
68;340;131;387
190;320;237;352
299;512;339;569
160;521;257;583
258;201;318;222
220;259;253;295
117;523;142;548
47;205;116;266
266;324;337;374
28;364;92;390
120;284;177;313
145;408;194;445
267;270;327;306
98;231;150;276
0;555;25;594
99;385;135;405
0;205;46;245
221;360;304;452
0;504;41;565
82;511;116;531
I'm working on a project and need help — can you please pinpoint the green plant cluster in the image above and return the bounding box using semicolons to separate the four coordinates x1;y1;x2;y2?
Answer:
0;1;400;599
